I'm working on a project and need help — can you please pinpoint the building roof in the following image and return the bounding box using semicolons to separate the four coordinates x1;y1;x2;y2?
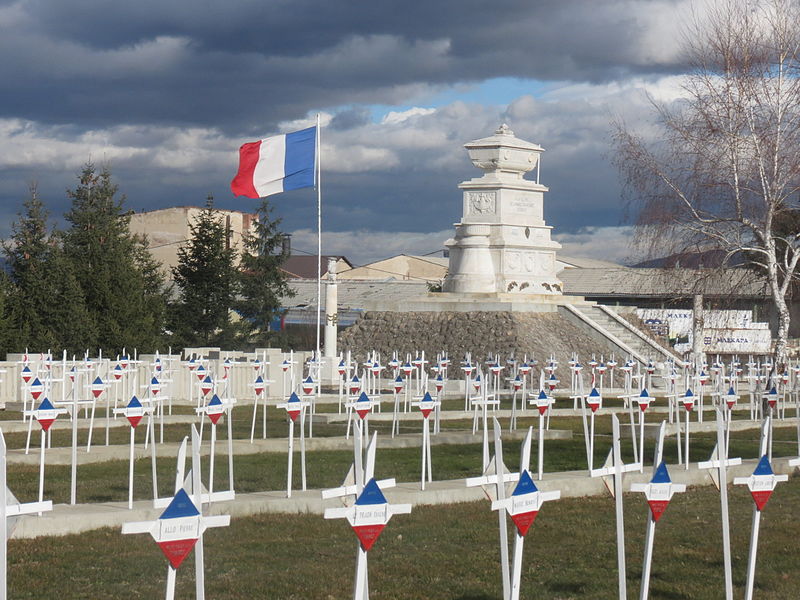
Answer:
560;267;769;299
632;249;749;269
280;255;353;279
337;254;448;282
132;205;254;217
284;265;769;312
557;255;624;270
287;279;427;310
406;255;449;267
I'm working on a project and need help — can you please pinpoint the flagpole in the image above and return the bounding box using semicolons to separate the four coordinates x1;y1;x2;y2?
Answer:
315;113;322;371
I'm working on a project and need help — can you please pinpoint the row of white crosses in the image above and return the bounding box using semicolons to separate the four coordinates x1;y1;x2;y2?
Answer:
19;351;174;509
24;351;235;511
579;384;791;599
323;421;412;600
467;419;560;600
123;426;230;600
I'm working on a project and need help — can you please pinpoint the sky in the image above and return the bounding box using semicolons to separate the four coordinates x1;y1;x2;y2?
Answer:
0;0;700;266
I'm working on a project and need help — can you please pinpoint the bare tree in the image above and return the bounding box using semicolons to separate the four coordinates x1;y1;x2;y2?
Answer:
613;0;800;368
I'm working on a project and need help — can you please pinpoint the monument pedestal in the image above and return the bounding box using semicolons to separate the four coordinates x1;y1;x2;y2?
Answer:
443;124;563;297
365;291;591;313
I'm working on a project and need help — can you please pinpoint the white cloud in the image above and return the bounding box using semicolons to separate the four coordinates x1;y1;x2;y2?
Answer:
0;119;234;173
0;72;678;176
288;225;641;270
381;107;436;125
289;227;450;267
554;226;637;264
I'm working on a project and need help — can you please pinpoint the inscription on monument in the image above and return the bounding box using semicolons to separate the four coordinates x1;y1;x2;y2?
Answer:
509;195;535;214
467;192;497;215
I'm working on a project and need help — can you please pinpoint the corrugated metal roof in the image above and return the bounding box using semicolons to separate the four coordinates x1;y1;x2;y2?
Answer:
287;279;428;310
557;255;625;270
285;266;769;311
559;267;768;298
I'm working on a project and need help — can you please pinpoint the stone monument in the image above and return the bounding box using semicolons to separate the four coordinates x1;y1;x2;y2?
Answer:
336;125;628;372
443;124;562;296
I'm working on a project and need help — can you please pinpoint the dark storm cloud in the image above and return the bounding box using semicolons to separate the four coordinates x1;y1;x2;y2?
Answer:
0;1;690;264
3;0;684;132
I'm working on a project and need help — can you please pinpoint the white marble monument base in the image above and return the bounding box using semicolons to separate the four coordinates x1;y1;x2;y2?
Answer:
364;292;592;313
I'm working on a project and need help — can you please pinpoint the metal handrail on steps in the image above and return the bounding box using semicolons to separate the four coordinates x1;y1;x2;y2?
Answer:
594;305;687;367
561;304;649;365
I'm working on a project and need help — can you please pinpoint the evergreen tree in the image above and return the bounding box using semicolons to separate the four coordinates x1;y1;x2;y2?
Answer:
236;200;294;348
3;188;95;353
169;199;238;348
0;276;13;357
61;164;167;353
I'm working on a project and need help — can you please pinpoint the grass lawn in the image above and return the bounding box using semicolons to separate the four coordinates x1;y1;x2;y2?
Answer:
2;391;799;598
8;476;800;599
5;415;799;506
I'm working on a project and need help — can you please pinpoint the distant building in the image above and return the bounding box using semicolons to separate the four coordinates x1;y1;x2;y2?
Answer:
129;206;255;275
281;255;353;279
338;254;448;283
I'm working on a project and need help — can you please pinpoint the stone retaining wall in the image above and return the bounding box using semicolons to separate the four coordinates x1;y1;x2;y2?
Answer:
339;311;619;366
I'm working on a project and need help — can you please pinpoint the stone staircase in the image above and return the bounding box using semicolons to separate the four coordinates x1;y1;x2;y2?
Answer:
561;303;686;368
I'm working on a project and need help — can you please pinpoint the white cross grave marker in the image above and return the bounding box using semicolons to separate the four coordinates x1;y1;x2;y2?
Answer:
630;421;685;600
466;418;520;600
391;375;404;438
196;394;236;498
323;425;411;600
590;414;641;600
410;391;440;490
698;407;742;600
585;387;603;470
345;391;381;443
471;373;498;470
491;426;560;600
528;390;554;480
123;428;230;600
113;396;154;509
23;398;68;509
734;417;788;600
276;391;311;498
0;429;52;600
635;388;655;473
249;373;272;442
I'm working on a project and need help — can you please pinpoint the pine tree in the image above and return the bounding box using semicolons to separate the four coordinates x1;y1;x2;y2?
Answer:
0;277;13;357
169;199;238;348
61;164;167;353
3;188;96;353
236;200;294;348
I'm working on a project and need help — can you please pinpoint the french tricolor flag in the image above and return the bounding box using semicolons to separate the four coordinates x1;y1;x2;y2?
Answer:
231;126;317;198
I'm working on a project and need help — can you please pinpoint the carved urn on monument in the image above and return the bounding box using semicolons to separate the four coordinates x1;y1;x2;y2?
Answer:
442;124;562;296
